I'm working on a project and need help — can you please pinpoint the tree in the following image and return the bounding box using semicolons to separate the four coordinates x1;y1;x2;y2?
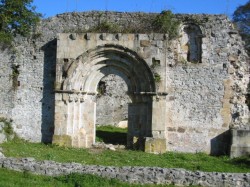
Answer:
233;0;250;53
0;0;41;45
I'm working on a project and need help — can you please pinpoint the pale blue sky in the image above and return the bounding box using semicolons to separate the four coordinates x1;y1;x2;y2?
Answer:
33;0;249;18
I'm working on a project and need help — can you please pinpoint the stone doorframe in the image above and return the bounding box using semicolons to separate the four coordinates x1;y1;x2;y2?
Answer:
53;34;167;153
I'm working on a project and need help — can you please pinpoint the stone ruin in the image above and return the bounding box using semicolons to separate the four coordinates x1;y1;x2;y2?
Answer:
0;11;249;157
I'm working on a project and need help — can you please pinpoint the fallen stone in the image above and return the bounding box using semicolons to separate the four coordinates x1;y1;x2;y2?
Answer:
0;133;7;144
108;146;116;151
117;120;128;129
0;122;4;132
0;152;5;158
0;157;249;186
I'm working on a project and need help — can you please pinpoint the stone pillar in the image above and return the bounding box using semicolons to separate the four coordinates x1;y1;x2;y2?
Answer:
145;96;167;154
53;93;96;148
230;129;250;158
127;102;149;150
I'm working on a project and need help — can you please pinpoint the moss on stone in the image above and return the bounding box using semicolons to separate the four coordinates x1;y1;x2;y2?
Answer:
52;135;72;147
144;138;167;154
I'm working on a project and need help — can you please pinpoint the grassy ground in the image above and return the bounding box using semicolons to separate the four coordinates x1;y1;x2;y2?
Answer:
96;125;127;144
0;125;249;186
0;168;175;187
1;137;249;173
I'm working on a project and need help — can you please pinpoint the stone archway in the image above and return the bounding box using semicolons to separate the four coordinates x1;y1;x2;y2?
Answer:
53;44;157;150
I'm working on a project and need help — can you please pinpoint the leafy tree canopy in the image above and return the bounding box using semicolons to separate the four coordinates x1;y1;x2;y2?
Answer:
233;0;250;53
0;0;41;45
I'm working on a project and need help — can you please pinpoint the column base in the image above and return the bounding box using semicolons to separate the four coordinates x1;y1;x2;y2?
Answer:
52;135;72;147
144;137;167;154
230;129;250;158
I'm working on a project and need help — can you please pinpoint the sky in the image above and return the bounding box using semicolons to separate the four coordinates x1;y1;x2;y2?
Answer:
33;0;249;19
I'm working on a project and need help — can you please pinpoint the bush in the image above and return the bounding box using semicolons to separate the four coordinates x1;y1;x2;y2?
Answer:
89;21;121;33
0;31;12;48
152;10;180;39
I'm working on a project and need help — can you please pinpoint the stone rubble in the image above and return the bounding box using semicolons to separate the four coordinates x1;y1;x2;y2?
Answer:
0;152;5;158
92;142;126;150
0;157;249;187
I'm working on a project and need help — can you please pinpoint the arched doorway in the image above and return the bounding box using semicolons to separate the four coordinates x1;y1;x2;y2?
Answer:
95;73;131;146
95;73;131;127
53;44;156;150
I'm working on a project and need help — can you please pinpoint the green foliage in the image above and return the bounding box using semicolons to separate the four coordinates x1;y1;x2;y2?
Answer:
0;0;41;45
152;10;180;39
0;117;14;140
0;31;12;47
154;73;161;83
96;125;127;133
233;0;250;54
1;138;250;173
82;10;180;38
89;21;121;33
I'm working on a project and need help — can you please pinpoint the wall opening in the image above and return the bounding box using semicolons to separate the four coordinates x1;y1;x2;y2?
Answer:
96;74;131;126
95;74;132;146
179;24;202;63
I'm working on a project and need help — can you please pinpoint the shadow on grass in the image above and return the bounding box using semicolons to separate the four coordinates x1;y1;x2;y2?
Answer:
228;156;250;169
96;130;127;145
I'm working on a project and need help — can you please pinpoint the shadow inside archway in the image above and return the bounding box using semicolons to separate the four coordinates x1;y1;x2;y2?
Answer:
96;130;127;145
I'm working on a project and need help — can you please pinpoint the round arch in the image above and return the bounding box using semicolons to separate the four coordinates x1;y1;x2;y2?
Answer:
54;44;156;149
63;44;156;95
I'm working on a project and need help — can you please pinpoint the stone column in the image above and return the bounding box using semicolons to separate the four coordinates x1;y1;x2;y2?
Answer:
127;102;149;150
230;129;250;158
145;95;167;154
53;93;96;148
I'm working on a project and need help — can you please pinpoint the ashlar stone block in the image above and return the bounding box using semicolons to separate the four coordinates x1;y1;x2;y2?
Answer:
145;137;167;154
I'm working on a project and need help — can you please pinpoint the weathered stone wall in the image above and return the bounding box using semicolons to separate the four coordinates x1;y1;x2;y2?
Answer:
0;11;248;154
0;157;249;186
96;74;131;126
0;11;160;143
0;48;14;119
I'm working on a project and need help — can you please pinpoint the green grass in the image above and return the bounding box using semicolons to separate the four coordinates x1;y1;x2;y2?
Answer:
1;137;249;173
96;125;127;144
0;168;174;187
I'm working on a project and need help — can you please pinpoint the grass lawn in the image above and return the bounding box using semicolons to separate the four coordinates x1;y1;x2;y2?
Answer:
96;125;127;144
0;168;175;187
0;126;249;173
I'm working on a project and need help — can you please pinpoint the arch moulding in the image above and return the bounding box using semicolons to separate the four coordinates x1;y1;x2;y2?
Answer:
53;33;168;153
